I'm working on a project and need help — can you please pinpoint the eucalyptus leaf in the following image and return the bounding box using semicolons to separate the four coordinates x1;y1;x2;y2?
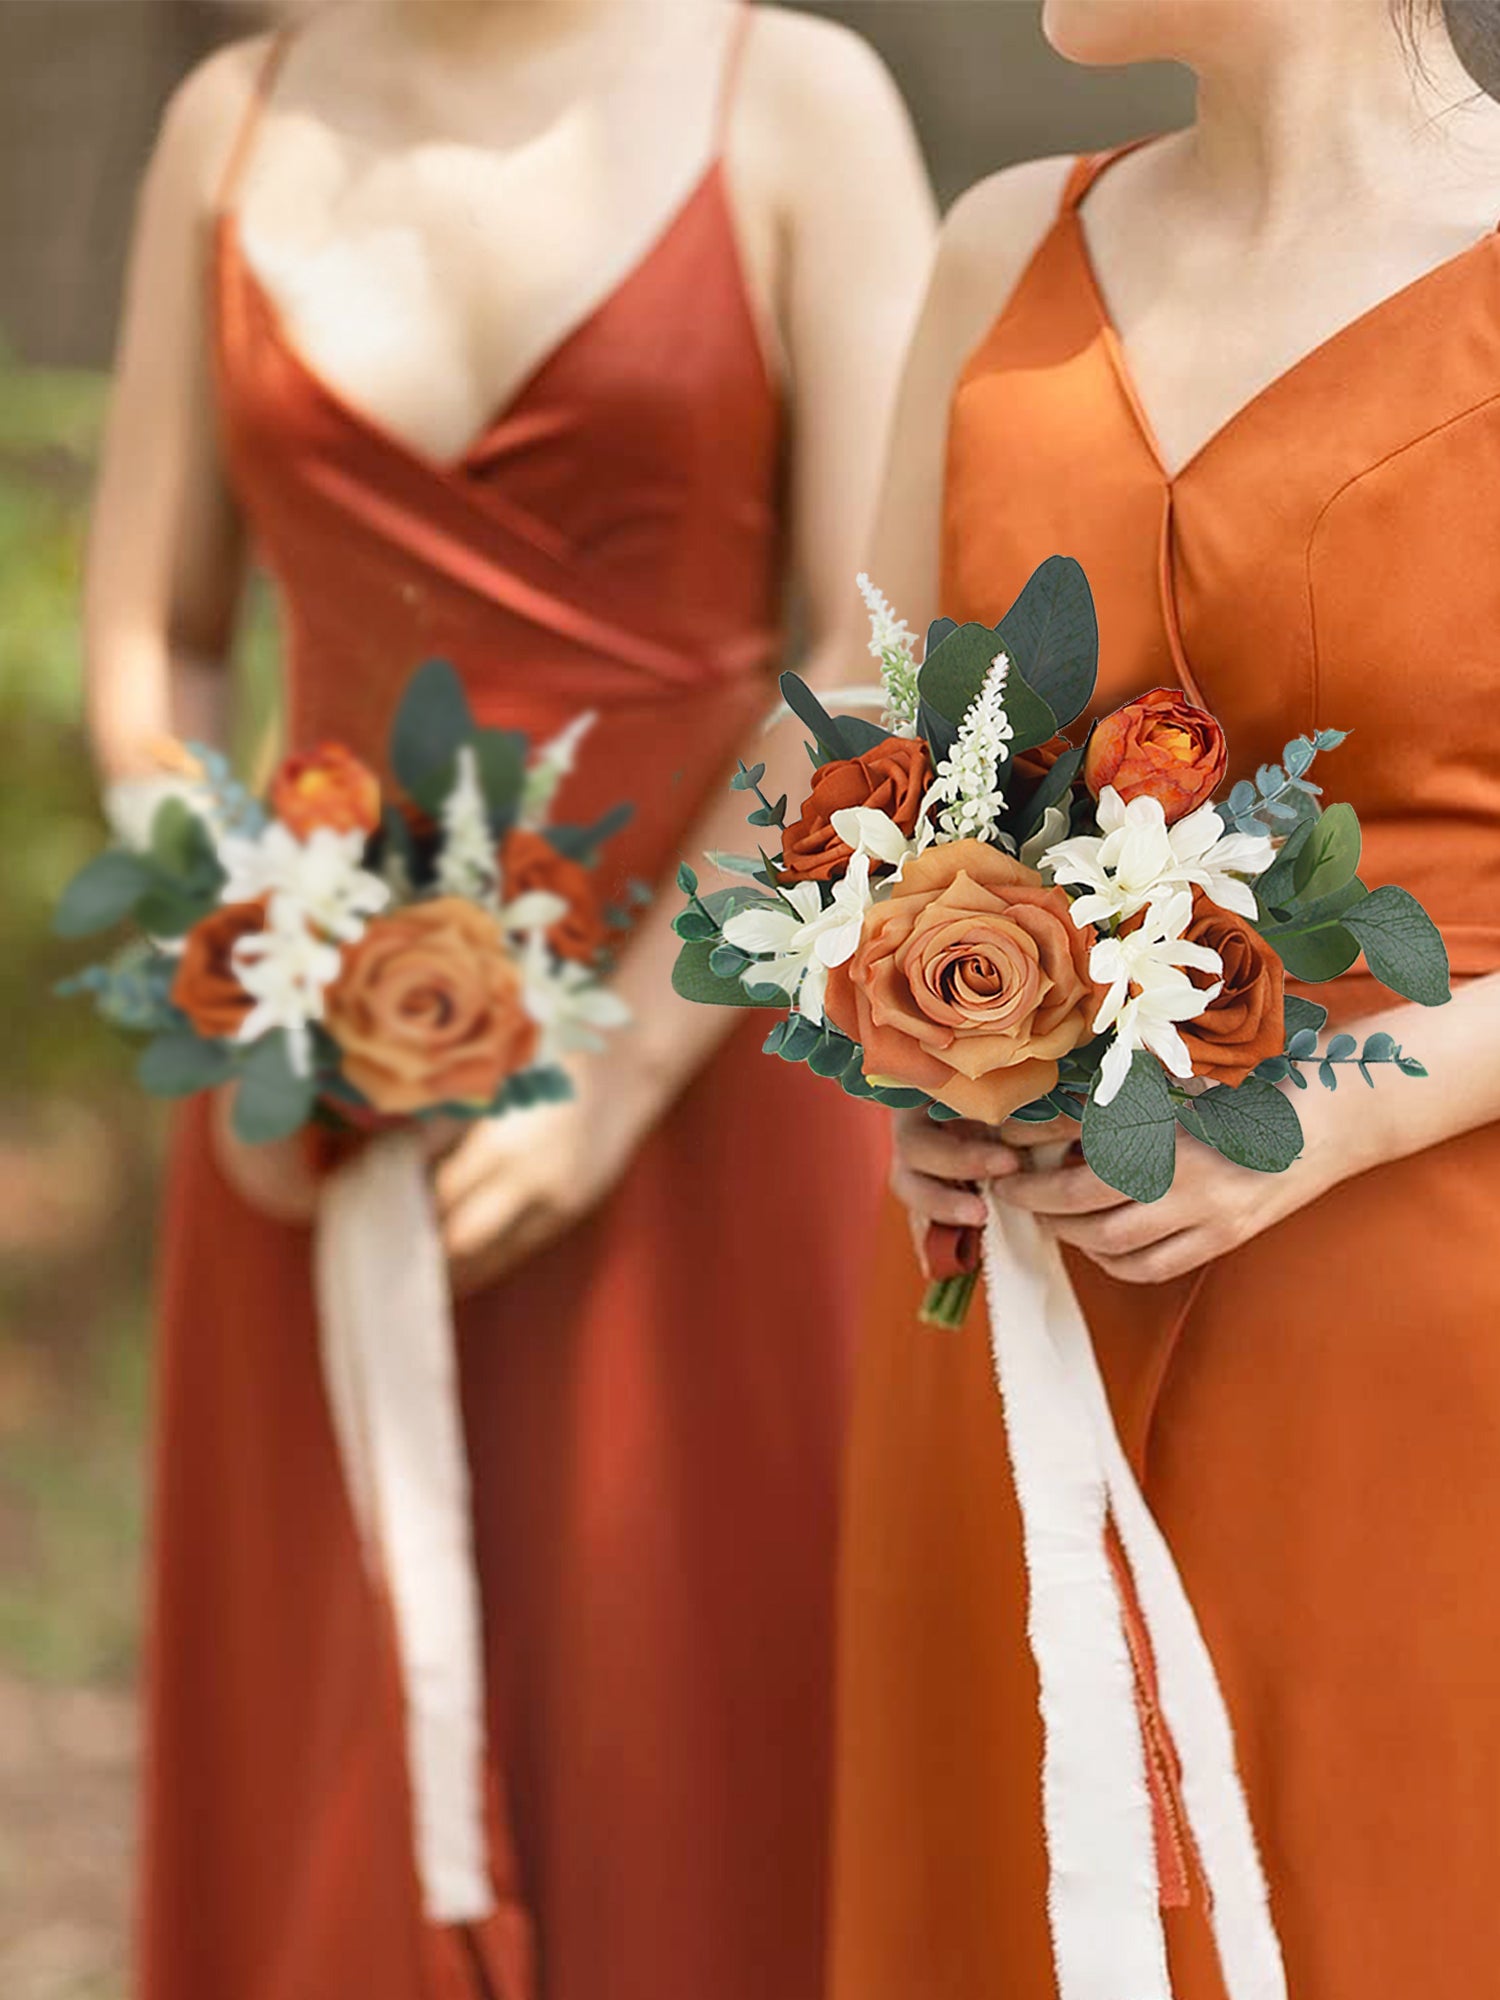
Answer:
389;659;476;808
1326;1032;1358;1062
138;1030;236;1098
1189;1076;1304;1172
472;728;528;830
54;851;155;939
672;939;777;1008
918;623;1061;758
1292;801;1361;903
926;617;958;654
231;1034;317;1145
809;1031;857;1080
1282;993;1329;1040
778;675;868;762
1017;743;1086;842
1342;885;1451;1007
1081;1053;1177;1204
993;555;1099;727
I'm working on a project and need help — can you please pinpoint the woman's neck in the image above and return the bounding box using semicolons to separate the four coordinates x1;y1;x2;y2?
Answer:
1184;9;1500;236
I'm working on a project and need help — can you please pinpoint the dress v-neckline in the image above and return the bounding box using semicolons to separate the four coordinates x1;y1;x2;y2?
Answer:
1068;147;1500;486
220;157;757;480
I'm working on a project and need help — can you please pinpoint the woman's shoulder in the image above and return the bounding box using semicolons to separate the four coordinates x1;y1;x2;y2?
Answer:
911;156;1079;378
147;33;280;217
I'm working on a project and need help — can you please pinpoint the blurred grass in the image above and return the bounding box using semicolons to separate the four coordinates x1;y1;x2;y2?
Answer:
0;351;275;1689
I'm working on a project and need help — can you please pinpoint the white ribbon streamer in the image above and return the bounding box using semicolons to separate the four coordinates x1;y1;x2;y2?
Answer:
980;1183;1286;2000
314;1130;495;1924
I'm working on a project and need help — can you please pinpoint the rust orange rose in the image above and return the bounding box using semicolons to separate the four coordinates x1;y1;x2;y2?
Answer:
1177;888;1285;1087
501;829;609;964
823;841;1102;1124
270;743;381;839
1085;688;1226;823
323;899;538;1114
170;900;266;1039
780;736;932;884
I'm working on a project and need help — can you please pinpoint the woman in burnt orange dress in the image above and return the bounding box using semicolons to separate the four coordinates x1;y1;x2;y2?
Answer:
83;6;933;1997
831;2;1500;1995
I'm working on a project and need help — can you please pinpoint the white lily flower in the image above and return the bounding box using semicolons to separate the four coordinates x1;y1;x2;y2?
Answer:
1045;787;1274;928
1089;890;1224;1106
231;908;347;1076
721;850;879;1024
1019;803;1072;875
830;805;920;875
218;822;390;941
519;933;631;1062
501;889;570;938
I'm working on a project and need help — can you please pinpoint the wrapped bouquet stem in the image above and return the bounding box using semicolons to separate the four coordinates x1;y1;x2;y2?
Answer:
671;558;1451;1999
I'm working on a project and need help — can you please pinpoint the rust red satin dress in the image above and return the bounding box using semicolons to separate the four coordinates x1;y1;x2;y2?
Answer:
831;147;1500;1999
138;35;887;2000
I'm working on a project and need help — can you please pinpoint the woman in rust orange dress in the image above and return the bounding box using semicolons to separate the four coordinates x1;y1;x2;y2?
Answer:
82;5;933;1997
831;2;1500;1995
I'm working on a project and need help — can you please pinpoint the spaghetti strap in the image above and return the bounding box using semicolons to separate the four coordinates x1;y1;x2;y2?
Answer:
216;31;294;213
715;3;755;146
1059;137;1158;215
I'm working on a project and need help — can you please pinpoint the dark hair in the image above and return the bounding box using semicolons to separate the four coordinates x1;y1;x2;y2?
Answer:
1396;0;1500;97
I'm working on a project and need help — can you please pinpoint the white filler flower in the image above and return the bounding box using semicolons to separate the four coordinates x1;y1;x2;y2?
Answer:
1046;786;1274;928
857;572;921;737
1090;890;1224;1106
231;908;347;1076
218;822;390;941
925;652;1014;844
436;745;499;904
519;936;632;1064
721;850;879;1025
519;711;597;829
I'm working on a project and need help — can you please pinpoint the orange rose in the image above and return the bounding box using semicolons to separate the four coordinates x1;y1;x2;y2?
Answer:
270;743;382;839
323;899;538;1114
501;829;609;964
780;737;932;884
1013;732;1074;786
170;900;266;1038
1176;889;1285;1087
824;841;1102;1124
1084;688;1226;823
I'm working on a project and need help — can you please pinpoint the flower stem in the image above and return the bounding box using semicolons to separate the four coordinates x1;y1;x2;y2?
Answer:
921;1270;980;1331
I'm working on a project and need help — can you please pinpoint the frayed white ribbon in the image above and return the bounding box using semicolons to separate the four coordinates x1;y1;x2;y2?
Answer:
980;1182;1286;2000
314;1130;494;1923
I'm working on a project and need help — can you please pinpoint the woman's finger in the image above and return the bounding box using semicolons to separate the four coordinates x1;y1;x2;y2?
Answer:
896;1124;1019;1184
1044;1199;1180;1258
995;1115;1081;1151
889;1163;989;1230
991;1162;1124;1218
1090;1227;1212;1288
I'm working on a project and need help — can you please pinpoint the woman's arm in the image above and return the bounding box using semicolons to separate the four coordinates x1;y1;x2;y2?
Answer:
436;16;941;1289
959;974;1500;1285
85;42;263;781
85;40;331;1222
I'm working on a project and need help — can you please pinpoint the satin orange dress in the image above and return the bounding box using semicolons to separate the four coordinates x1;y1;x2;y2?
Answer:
138;26;887;2000
831;147;1500;1999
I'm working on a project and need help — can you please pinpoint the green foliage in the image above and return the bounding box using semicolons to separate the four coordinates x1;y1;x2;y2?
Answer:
672;937;780;1007
993;555;1099;729
230;1033;317;1145
137;1030;235;1098
1221;729;1346;837
56;941;179;1034
1257;1023;1428;1091
389;658;476;811
1291;801;1361;903
52;851;152;938
1342;885;1451;1006
762;1012;931;1109
918;621;1058;758
1180;1075;1304;1173
777;672;886;764
1081;1052;1176;1203
1016;741;1086;843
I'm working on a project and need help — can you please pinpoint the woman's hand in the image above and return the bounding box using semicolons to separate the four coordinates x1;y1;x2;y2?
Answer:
892;1080;1380;1285
433;1058;663;1298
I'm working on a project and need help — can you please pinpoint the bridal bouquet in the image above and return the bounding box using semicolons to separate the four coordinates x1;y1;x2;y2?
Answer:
674;572;1452;1997
56;660;631;1142
57;659;632;1936
673;558;1450;1328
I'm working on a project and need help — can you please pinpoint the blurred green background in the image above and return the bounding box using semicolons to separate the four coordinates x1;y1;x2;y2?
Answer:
0;5;1187;1996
